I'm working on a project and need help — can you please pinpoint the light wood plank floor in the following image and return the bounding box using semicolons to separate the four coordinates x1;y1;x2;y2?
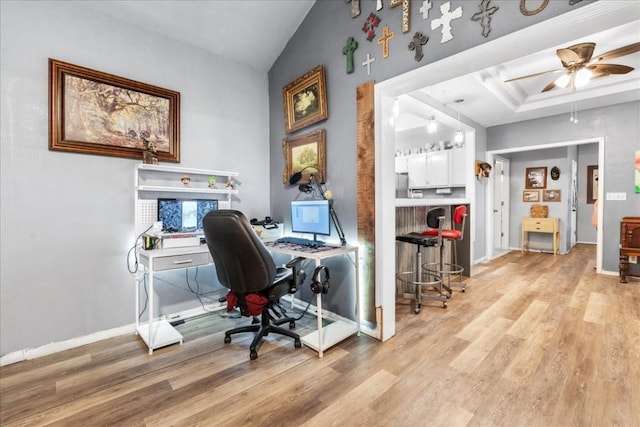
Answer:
2;244;639;426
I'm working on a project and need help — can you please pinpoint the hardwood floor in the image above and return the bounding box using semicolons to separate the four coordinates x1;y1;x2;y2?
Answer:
2;244;638;426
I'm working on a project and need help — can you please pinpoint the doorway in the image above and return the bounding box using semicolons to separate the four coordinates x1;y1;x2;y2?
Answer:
492;155;510;257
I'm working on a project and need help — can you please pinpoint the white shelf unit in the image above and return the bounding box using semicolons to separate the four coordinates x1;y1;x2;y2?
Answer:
133;163;240;354
134;163;240;234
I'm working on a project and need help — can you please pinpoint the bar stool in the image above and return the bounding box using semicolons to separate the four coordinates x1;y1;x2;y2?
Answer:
396;207;450;312
422;205;467;292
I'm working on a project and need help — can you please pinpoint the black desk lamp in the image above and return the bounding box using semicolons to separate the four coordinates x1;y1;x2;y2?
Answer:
288;169;347;246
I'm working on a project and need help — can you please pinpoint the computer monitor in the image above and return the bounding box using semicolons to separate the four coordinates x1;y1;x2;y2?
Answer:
158;198;218;232
290;199;331;242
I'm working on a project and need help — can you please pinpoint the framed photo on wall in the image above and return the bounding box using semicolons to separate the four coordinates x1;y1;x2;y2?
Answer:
525;166;547;189
49;59;180;162
282;65;328;134
282;129;326;185
522;190;540;202
587;164;598;204
542;189;562;202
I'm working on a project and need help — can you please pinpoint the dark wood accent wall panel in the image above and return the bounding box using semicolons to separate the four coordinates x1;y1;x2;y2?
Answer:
356;81;376;324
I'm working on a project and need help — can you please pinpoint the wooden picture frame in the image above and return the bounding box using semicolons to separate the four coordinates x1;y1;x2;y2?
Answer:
49;58;180;162
522;190;540;202
525;166;547;189
586;164;598;204
542;189;562;202
282;65;328;134
282;129;326;184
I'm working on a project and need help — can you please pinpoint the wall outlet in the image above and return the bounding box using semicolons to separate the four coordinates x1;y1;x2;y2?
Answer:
606;192;626;201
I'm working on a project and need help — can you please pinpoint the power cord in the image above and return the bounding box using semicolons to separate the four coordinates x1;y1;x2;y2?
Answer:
127;224;153;274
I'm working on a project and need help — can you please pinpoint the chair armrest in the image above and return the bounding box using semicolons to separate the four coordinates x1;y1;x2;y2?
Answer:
285;257;306;293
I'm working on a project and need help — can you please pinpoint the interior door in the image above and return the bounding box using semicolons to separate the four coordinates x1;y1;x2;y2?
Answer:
493;156;510;252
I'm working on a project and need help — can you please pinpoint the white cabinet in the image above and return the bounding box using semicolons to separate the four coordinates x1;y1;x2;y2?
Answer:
395;155;409;173
448;148;466;187
407;148;465;189
134;163;239;234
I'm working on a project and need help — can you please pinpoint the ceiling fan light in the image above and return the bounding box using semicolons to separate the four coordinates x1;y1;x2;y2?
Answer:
575;68;593;87
427;116;438;134
555;73;571;88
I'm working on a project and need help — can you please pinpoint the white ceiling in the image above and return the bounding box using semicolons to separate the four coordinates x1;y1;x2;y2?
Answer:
78;0;316;71
423;19;640;129
78;1;638;130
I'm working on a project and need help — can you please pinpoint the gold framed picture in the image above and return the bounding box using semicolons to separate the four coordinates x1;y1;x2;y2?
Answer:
49;58;180;162
525;166;547;189
522;190;540;202
282;65;328;134
542;189;561;202
282;129;326;184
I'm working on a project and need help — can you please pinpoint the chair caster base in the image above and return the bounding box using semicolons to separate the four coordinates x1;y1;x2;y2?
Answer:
224;335;231;344
250;350;258;360
294;339;302;348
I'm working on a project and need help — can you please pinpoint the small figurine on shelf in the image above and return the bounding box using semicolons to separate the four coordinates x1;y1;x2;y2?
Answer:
181;175;191;187
226;178;234;190
208;176;217;189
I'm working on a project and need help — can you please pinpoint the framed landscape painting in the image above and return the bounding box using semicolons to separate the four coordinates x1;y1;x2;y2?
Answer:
49;58;180;162
282;129;326;185
282;65;328;134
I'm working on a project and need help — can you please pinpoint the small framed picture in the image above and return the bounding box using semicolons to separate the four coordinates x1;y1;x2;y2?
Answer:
542;189;561;202
282;129;326;184
522;190;540;202
525;166;547;189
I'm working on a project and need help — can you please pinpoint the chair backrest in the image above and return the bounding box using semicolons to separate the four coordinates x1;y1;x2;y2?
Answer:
202;210;276;294
453;205;467;239
426;207;446;229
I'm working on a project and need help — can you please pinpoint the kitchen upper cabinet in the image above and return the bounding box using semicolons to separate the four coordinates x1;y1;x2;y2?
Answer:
407;148;465;189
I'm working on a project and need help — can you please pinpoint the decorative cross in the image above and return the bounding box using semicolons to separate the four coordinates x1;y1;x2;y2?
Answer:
362;13;381;42
431;1;463;43
471;0;499;38
377;25;394;58
345;0;361;18
377;0;383;11
419;0;433;20
343;37;359;74
362;53;376;76
408;32;428;61
389;0;410;33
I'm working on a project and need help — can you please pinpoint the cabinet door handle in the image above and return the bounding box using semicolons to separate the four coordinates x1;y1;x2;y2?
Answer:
173;259;193;265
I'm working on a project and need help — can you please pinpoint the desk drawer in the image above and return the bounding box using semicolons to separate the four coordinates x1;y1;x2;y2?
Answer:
152;252;212;271
523;219;555;232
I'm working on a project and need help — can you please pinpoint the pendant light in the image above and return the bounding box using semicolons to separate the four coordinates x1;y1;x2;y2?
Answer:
454;99;465;144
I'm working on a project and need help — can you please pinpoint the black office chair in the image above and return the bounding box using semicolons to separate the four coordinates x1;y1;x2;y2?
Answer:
203;209;303;360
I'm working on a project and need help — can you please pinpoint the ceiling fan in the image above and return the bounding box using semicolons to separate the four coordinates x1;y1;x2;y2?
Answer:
505;41;640;92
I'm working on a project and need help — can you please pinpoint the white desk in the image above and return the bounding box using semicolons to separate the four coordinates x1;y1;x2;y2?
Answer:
136;245;212;354
136;241;360;357
265;241;360;358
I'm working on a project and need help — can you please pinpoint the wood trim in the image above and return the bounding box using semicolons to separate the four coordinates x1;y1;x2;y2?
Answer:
356;81;376;324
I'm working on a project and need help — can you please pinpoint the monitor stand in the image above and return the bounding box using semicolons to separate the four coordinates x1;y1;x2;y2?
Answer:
312;234;325;246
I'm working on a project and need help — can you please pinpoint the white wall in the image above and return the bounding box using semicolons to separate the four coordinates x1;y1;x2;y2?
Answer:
0;1;271;357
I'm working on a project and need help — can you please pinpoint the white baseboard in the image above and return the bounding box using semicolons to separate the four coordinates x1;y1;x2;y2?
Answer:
1;323;136;367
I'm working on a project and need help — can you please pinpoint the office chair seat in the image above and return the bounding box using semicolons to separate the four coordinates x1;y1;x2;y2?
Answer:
203;209;303;360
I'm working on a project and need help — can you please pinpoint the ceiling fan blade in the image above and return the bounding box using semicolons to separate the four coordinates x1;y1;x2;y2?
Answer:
541;79;558;93
589;42;640;63
588;63;635;75
504;68;564;83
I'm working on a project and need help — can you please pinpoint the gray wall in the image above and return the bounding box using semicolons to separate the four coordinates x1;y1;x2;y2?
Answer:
1;2;272;355
488;101;640;271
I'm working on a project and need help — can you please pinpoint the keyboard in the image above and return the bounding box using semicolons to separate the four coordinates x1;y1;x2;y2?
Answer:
276;236;324;246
